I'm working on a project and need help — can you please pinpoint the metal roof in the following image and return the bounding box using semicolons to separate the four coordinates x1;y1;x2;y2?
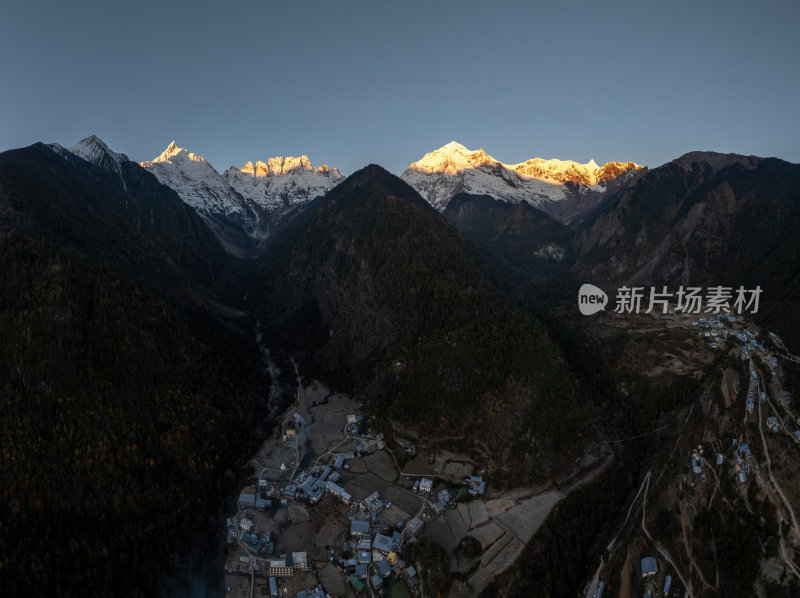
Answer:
641;556;658;576
373;533;393;553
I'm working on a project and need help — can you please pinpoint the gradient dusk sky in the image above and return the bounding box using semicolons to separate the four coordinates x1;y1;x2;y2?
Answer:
2;0;798;175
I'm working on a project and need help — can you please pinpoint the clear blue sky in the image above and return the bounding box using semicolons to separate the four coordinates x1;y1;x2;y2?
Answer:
2;0;798;175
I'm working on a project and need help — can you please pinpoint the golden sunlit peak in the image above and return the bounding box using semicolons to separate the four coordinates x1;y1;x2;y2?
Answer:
440;141;470;152
239;160;270;177
154;141;188;162
408;141;500;175
407;141;643;186
229;156;342;180
139;141;210;169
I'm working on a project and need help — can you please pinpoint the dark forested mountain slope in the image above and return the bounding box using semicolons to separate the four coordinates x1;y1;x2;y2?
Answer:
441;192;576;285
0;144;273;597
571;152;800;342
253;165;585;473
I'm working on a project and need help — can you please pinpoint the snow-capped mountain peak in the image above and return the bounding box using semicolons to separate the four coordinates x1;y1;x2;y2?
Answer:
140;141;250;224
441;141;469;152
231;155;340;178
509;156;641;186
67;135;130;189
145;140;208;167
401;142;645;222
223;154;343;213
140;142;344;255
240;160;270;177
69;135;129;166
160;140;181;159
410;141;496;174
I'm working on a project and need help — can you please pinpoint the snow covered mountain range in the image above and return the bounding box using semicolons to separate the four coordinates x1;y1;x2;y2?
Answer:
401;141;644;223
224;156;342;213
139;142;343;255
140;142;342;218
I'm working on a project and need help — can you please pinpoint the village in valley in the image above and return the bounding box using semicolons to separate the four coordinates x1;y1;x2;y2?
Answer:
221;361;611;598
222;305;800;598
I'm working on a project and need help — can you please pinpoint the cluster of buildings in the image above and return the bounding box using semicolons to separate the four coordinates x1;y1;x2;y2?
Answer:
224;414;443;597
223;419;379;596
342;518;419;593
685;437;756;490
226;516;275;557
225;455;361;559
224;405;494;598
599;322;799;598
691;315;782;380
639;557;673;598
733;439;753;485
466;475;486;495
695;318;800;477
411;475;485;501
411;477;432;494
691;316;787;390
736;335;800;446
224;552;311;585
239;447;360;514
280;584;325;598
689;447;707;484
746;336;781;379
693;313;739;349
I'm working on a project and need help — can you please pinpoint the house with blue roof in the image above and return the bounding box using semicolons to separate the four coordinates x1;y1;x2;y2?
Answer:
640;556;658;577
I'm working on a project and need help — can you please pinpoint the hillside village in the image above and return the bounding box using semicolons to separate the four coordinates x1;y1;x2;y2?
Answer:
585;311;800;598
